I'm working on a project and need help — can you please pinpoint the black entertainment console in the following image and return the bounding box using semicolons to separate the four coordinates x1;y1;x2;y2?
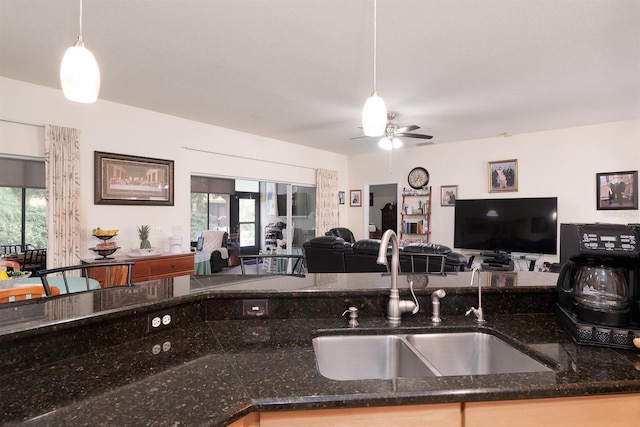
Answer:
480;252;515;271
466;251;537;271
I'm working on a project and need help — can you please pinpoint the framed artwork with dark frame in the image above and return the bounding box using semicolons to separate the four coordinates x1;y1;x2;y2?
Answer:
441;185;458;206
350;190;362;207
596;170;638;210
94;151;174;206
338;191;345;205
488;159;518;193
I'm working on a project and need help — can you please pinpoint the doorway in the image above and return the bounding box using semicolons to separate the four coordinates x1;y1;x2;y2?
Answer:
365;182;399;239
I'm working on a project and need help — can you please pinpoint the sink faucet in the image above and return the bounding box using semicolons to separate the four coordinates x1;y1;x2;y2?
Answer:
465;267;485;323
431;289;446;324
377;229;418;326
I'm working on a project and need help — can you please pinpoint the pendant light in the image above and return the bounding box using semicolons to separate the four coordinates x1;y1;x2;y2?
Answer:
60;0;100;103
362;0;387;136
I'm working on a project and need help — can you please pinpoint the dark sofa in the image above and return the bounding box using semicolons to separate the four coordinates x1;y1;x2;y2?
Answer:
302;236;351;273
303;234;466;274
345;239;390;273
399;242;467;273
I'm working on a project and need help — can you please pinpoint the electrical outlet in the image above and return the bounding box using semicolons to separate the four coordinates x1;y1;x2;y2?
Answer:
151;341;172;355
155;226;163;234
242;299;269;317
146;309;175;333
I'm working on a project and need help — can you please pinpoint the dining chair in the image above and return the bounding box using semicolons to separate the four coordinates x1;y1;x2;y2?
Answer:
0;285;60;303
21;249;47;275
38;262;135;296
0;260;21;271
0;244;32;255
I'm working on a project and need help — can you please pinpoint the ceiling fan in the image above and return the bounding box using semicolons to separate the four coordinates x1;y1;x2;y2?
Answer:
351;112;433;149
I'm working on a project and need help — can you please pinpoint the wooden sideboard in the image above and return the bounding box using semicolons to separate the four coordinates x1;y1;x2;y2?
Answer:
81;252;194;287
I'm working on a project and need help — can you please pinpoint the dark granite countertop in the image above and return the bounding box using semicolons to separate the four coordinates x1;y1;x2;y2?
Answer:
1;274;640;426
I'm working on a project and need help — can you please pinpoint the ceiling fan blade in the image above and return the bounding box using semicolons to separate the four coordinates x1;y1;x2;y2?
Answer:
397;133;433;139
349;135;370;140
396;125;419;133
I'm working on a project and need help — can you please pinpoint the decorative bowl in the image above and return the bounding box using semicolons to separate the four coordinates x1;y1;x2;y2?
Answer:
89;246;120;260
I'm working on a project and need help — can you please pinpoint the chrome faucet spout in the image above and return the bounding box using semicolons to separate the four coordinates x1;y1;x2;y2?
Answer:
465;267;485;323
377;229;417;326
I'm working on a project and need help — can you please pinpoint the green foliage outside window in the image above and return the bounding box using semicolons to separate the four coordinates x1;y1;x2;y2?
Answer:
0;187;47;248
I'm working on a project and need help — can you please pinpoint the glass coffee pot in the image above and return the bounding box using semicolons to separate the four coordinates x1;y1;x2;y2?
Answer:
574;265;629;312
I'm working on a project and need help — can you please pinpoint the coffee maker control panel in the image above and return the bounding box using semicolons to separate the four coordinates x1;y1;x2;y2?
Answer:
561;223;640;261
579;231;638;253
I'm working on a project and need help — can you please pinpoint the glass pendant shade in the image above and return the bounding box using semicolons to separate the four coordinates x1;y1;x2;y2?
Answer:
378;137;403;150
60;40;100;103
362;91;387;136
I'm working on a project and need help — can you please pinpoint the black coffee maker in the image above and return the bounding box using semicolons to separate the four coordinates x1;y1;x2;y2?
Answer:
557;223;640;349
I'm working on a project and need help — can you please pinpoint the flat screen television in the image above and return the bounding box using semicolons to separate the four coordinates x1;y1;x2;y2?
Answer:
453;197;558;255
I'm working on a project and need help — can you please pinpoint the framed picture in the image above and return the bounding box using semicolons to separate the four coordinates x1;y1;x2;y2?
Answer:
596;170;638;210
338;191;345;205
350;190;362;207
440;185;458;206
94;151;174;206
488;271;518;288
488;159;518;193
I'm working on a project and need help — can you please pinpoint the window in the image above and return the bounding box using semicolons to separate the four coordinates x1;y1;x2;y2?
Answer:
190;176;235;240
190;193;230;238
0;158;47;248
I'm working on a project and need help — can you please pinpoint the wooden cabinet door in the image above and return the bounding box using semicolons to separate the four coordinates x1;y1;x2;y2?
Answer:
227;413;259;427
148;254;193;278
260;404;461;427
465;394;640;427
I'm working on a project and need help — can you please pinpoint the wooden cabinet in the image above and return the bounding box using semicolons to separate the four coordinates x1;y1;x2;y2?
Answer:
82;252;194;287
381;202;397;234
465;394;640;427
252;394;639;427
227;413;259;427
259;404;461;427
400;186;431;244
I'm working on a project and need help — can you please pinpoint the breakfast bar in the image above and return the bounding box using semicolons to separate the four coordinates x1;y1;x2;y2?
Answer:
0;272;639;426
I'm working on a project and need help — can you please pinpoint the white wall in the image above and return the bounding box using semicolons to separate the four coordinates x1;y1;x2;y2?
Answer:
0;77;349;257
348;119;640;263
3;77;638;265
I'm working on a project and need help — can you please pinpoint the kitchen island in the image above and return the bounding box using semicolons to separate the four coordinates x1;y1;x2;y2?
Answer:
1;272;639;426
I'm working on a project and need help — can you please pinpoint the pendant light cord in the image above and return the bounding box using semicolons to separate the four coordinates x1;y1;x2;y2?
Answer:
373;0;378;93
78;0;84;43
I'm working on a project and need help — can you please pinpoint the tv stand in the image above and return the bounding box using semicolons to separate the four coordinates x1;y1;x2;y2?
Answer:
480;251;514;271
467;251;537;271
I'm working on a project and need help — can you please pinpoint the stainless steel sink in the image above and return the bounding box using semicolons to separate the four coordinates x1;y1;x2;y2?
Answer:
312;331;552;381
312;335;437;380
406;332;552;376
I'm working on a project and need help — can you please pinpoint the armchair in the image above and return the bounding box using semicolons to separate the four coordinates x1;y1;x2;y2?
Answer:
200;230;229;273
325;227;356;244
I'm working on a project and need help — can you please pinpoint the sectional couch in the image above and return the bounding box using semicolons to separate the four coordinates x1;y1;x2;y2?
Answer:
302;234;467;274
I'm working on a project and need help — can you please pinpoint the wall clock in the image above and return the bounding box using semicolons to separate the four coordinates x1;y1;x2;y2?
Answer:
408;167;429;189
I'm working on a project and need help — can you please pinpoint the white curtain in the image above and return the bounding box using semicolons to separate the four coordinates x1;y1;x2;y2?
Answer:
315;168;339;236
45;125;81;268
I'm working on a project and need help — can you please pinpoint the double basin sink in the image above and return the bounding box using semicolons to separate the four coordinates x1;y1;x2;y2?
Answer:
312;330;552;381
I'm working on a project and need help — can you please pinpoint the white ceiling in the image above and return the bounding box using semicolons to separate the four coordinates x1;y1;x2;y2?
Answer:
1;0;639;155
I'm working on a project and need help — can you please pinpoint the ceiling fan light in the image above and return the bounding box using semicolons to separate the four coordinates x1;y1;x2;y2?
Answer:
362;91;387;136
392;137;403;149
378;137;393;150
60;41;100;103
